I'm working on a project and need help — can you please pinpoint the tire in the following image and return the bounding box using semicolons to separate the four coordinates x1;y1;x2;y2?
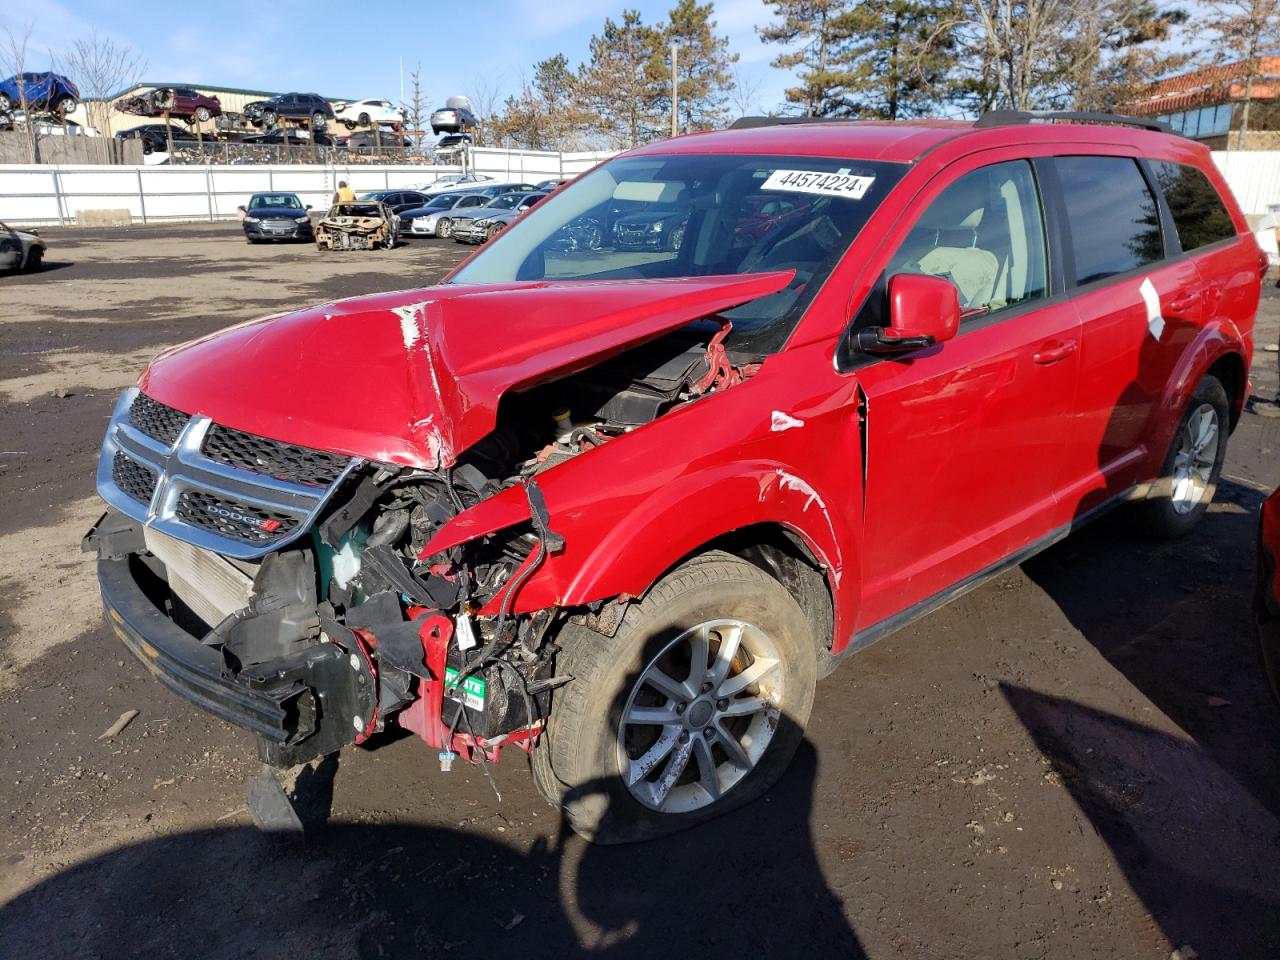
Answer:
0;93;10;113
56;97;78;117
262;110;277;128
486;223;502;241
312;112;326;129
1136;374;1230;537
21;247;42;273
666;223;685;252
358;112;370;126
195;106;211;123
436;218;453;239
342;119;355;130
532;551;817;844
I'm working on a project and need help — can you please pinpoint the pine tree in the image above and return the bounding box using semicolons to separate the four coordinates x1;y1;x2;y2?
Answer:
759;0;855;116
664;0;739;132
840;0;954;119
580;10;667;147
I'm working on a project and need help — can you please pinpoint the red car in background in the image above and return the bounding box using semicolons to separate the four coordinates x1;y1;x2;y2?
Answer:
86;111;1263;844
1259;488;1280;706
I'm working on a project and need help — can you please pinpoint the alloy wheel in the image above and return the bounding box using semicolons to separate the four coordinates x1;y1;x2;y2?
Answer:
618;618;783;814
1171;402;1219;514
437;218;453;238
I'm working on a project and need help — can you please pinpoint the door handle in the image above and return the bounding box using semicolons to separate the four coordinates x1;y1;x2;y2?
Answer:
1165;290;1202;317
1033;339;1078;365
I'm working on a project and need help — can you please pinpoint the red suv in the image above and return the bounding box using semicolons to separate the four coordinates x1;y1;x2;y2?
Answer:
87;112;1261;843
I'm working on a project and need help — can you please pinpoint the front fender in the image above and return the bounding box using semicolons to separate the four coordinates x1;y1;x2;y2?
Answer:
420;342;864;644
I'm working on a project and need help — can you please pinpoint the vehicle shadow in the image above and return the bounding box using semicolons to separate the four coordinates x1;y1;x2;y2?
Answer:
0;739;865;960
1022;478;1280;817
1001;684;1280;957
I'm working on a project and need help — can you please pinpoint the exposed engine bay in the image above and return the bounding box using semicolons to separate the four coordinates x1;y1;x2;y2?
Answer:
88;326;745;772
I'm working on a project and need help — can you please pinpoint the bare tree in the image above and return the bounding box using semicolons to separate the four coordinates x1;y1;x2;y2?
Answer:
0;21;39;162
400;61;426;154
1199;0;1280;147
728;65;764;118
468;76;504;147
61;29;147;163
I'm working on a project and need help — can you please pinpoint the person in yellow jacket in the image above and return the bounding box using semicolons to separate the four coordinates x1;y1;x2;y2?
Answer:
333;180;355;204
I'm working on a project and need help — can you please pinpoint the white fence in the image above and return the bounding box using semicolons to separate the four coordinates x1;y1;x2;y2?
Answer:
1209;150;1280;218
6;147;1271;226
0;148;616;226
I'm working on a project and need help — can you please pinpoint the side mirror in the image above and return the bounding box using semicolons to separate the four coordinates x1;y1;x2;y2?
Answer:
857;273;960;355
305;204;312;210
236;205;245;213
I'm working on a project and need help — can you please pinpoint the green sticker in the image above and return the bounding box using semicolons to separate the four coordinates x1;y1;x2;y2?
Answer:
444;666;486;711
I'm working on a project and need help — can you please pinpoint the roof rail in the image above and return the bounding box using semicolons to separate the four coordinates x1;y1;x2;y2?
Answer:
728;116;847;129
974;109;1172;134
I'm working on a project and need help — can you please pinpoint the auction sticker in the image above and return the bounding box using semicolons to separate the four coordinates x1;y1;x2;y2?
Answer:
444;667;486;711
762;169;875;199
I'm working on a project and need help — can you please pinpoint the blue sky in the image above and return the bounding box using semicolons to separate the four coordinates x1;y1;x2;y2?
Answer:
2;0;792;113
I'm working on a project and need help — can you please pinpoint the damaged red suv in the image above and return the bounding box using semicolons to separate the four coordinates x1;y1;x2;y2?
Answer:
88;112;1261;842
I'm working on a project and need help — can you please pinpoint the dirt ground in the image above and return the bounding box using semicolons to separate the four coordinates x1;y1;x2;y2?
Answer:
1;224;1279;960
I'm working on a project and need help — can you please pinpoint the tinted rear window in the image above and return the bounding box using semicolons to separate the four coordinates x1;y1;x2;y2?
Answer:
1150;161;1236;252
1055;156;1162;285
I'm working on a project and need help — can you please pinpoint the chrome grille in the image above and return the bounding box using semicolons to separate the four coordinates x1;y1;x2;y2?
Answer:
128;393;190;445
95;388;360;560
203;424;348;487
112;451;157;504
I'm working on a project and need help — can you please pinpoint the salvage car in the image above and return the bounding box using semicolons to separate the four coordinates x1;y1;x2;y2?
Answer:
1260;487;1280;707
244;92;334;129
0;221;45;273
430;98;476;134
334;99;404;129
114;124;200;155
239;192;313;243
313;199;398;250
337;130;412;154
403;191;491;237
116;87;222;122
87;113;1261;844
451;191;547;244
0;72;78;117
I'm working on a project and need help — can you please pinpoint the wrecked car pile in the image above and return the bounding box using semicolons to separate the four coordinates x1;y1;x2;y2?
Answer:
314;200;399;250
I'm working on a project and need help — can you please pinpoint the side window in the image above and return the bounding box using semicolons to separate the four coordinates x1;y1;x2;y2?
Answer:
885;160;1047;318
1150;161;1237;252
1054;156;1162;285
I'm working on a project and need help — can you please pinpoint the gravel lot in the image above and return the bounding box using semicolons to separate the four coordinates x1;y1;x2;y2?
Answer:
1;224;1279;960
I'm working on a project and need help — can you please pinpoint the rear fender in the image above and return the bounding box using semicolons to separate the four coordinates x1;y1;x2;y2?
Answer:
1155;318;1247;458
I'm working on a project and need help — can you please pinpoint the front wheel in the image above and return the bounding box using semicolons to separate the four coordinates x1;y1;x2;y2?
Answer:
262;110;277;128
22;247;43;273
436;217;453;239
532;551;817;844
0;93;11;113
1137;374;1230;537
194;106;211;122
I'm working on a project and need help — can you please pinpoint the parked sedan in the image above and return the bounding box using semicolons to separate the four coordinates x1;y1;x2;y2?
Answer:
0;221;45;273
357;190;433;214
239;193;313;243
452;192;548;244
429;104;476;134
0;72;78;117
334;99;404;129
612;207;690;251
402;192;492;237
1260;486;1280;707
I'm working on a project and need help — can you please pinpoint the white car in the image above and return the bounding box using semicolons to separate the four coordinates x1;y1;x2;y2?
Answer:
412;174;495;195
333;99;405;129
0;222;46;273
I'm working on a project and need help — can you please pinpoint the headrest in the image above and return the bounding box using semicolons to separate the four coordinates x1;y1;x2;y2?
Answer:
916;175;989;231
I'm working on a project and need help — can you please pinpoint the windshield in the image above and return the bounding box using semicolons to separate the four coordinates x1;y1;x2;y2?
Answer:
487;194;524;210
450;153;906;354
250;194;302;210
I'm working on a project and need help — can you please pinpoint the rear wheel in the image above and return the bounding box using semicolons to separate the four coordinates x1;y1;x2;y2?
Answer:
532;551;816;844
1137;374;1229;537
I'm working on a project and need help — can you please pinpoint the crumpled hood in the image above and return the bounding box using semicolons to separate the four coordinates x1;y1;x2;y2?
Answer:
137;271;794;469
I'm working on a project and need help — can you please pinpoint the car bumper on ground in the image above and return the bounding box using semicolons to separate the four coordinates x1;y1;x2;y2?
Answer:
88;511;364;766
243;219;313;241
